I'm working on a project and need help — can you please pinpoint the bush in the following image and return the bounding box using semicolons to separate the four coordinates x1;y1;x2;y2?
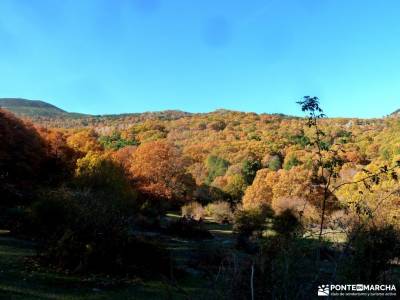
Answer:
233;206;273;237
272;196;319;227
47;231;171;277
193;184;230;205
35;189;132;272
341;225;400;281
27;156;171;276
136;197;169;228
218;236;319;299
0;206;32;235
166;217;213;240
272;209;304;238
29;189;76;239
36;191;170;275
181;202;205;220
205;201;233;224
208;120;226;131
251;235;318;299
32;189;172;277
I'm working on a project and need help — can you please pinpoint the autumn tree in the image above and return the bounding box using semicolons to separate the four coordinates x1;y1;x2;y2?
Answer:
242;169;279;209
0;109;47;205
37;127;76;182
67;129;103;155
75;152;136;200
129;140;195;202
296;97;396;228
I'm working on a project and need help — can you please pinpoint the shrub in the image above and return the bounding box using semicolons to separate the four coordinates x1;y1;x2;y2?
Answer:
47;231;171;277
205;201;233;224
32;188;172;277
342;225;400;281
208;120;226;131
35;189;132;272
272;196;319;227
29;189;76;239
251;235;318;299
197;122;207;130
193;184;230;205
27;156;172;276
272;209;304;238
221;236;319;299
181;202;205;220
233;206;273;237
1;206;32;235
136;197;168;228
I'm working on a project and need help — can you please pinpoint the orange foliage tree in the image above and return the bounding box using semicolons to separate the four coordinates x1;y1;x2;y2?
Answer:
242;169;279;209
37;127;77;181
129;140;195;202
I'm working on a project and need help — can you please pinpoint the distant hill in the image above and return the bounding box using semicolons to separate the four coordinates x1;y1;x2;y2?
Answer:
0;98;192;125
0;98;74;117
390;108;400;117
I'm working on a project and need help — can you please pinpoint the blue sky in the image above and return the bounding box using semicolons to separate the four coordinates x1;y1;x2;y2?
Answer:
1;0;400;117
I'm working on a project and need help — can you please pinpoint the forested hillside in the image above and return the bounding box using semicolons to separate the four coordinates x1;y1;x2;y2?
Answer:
1;97;400;299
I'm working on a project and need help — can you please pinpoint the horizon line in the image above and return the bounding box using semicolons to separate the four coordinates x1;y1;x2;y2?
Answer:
0;97;392;119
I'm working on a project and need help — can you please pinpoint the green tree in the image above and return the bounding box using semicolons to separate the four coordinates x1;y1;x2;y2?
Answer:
206;155;229;184
268;155;282;171
99;131;139;150
283;154;301;170
242;158;262;185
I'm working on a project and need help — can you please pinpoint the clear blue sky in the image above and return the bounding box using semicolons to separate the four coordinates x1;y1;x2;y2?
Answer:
1;0;400;117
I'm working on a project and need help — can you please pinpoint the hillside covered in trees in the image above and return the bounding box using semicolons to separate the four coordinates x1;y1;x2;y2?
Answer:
1;97;400;299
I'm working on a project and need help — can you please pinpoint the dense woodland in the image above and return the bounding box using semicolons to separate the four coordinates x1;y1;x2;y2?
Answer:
1;97;400;299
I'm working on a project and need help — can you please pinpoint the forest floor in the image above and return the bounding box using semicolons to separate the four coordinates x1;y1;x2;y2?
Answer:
0;215;236;300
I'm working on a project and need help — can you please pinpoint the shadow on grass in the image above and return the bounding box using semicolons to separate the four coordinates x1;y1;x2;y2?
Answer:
0;231;204;300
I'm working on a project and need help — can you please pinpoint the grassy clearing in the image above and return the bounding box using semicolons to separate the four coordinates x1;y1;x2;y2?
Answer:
0;213;239;300
0;231;208;300
165;212;234;237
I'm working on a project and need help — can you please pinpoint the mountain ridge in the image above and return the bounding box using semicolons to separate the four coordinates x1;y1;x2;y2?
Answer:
0;98;71;117
2;97;394;120
0;98;241;119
